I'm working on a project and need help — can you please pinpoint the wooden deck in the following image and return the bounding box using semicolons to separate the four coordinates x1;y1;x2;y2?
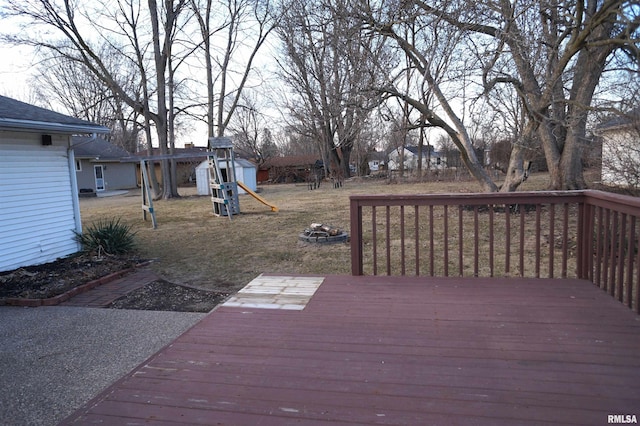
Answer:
62;275;640;425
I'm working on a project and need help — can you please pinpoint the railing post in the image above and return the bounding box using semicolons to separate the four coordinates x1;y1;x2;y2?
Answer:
576;202;585;279
350;197;363;275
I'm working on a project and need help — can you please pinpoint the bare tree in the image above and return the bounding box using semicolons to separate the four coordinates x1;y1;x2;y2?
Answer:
275;127;318;157
32;47;143;153
189;0;277;141
229;92;279;165
410;0;638;190
350;110;385;176
3;0;190;199
467;79;537;190
357;0;639;191
358;2;500;191
276;0;392;179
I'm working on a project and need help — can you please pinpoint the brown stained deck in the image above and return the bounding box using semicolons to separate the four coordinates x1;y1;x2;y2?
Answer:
62;275;640;425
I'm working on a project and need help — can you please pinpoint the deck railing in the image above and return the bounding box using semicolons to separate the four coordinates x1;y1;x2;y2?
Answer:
350;190;640;313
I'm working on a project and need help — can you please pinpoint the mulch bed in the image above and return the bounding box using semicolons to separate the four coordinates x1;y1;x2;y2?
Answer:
0;254;141;299
108;279;228;313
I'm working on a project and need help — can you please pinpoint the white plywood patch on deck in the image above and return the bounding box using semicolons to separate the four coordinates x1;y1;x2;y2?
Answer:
223;275;325;310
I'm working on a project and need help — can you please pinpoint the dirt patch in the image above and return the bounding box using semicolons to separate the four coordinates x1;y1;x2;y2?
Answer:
0;254;227;312
108;279;228;313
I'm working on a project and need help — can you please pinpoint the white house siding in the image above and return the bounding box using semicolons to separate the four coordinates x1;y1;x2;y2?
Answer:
0;136;80;271
388;148;444;172
601;128;640;188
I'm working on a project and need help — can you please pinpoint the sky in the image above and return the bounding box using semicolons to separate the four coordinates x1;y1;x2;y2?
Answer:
0;14;281;150
0;44;35;101
0;4;38;101
0;40;216;148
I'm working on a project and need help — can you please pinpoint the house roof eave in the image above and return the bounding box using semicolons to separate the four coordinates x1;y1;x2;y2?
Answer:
0;118;110;135
76;157;124;163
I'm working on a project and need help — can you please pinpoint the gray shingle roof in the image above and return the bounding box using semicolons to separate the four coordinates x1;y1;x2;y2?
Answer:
405;145;437;156
0;95;109;134
72;136;131;160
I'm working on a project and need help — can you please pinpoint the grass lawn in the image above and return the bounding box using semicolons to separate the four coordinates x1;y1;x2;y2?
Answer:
78;172;564;294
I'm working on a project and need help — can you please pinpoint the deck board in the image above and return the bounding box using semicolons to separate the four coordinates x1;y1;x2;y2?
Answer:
61;275;640;425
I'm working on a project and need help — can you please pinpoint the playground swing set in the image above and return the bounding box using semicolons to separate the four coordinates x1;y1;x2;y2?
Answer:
140;137;278;228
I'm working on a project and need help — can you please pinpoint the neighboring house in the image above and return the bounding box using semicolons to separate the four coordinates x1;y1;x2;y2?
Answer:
387;145;444;171
0;95;109;272
259;155;322;183
597;110;640;189
367;151;387;173
195;158;257;195
73;136;137;193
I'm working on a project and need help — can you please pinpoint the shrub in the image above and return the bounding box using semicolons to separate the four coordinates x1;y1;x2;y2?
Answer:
75;218;136;256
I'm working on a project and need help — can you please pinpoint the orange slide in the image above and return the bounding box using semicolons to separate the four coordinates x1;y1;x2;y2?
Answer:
237;181;279;212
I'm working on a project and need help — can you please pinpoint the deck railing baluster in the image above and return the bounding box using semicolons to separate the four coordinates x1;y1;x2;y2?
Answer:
474;206;479;277
596;207;604;286
584;204;594;281
562;203;570;278
505;204;511;276
626;217;635;309
429;206;435;276
458;205;464;277
519;206;525;277
489;205;495;277
609;210;616;296
414;205;420;276
636;225;640;313
535;205;541;278
549;204;555;278
372;206;377;276
444;205;449;276
617;214;627;302
400;205;406;275
386;206;391;276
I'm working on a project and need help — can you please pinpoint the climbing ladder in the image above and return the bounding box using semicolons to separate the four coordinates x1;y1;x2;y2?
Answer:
208;137;240;219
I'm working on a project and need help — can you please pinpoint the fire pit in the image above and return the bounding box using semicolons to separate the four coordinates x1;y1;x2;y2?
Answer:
299;223;348;244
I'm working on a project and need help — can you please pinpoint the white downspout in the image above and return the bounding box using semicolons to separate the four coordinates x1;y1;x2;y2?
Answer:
68;133;98;242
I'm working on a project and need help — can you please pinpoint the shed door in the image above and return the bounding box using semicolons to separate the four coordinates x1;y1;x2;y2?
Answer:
94;165;105;191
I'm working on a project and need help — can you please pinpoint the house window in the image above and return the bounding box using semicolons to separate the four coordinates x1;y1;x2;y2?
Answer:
75;160;82;172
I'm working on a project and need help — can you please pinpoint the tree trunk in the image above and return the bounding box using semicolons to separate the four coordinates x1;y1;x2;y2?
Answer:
168;55;179;196
417;124;425;179
143;108;162;198
535;119;562;189
148;0;177;199
341;143;353;178
560;131;587;189
500;142;526;192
